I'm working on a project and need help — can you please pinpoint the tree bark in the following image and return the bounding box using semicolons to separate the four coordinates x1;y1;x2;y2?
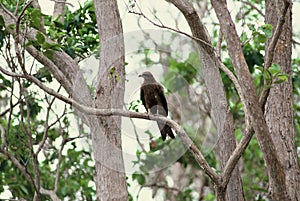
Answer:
167;1;245;200
53;0;66;23
211;1;291;200
93;0;129;200
265;1;300;200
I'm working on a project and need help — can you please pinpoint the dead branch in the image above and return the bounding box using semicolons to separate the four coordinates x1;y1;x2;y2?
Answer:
128;5;214;50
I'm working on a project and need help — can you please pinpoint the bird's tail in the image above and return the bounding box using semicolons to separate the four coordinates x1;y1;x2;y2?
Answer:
157;122;175;141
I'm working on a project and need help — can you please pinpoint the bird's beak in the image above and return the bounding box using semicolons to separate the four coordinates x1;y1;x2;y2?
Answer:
138;74;142;77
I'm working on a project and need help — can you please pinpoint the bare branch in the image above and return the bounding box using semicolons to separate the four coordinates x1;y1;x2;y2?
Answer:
129;118;146;152
0;5;75;93
128;8;214;50
240;0;265;17
292;38;300;46
143;183;181;192
0;64;220;184
54;136;66;192
0;2;17;21
0;101;19;117
221;126;253;187
0;125;7;150
49;0;74;7
14;0;21;16
40;188;61;201
35;89;62;155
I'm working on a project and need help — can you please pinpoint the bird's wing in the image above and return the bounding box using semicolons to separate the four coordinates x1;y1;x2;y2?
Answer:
155;84;168;115
140;86;147;112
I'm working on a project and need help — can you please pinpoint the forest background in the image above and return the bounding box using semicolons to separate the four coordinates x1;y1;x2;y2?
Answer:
0;0;300;200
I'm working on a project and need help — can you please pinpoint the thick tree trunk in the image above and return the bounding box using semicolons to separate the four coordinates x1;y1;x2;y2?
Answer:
1;1;128;200
168;1;245;200
93;0;128;200
265;1;300;200
210;1;291;200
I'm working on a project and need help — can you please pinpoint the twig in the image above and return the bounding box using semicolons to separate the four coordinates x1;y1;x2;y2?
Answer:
240;0;265;17
129;118;146;152
128;10;214;50
0;125;7;150
221;126;254;187
49;0;74;7
292;38;300;46
14;0;33;71
0;2;17;21
54;137;66;192
143;183;181;192
40;188;60;201
0;64;220;184
0;101;19;117
35;88;62;155
14;0;21;16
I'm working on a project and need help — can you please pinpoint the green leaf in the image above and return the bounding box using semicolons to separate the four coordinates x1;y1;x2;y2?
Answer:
269;63;281;74
256;33;267;43
44;50;54;59
240;32;248;43
259;24;273;38
263;69;272;81
273;79;286;84
29;9;42;29
248;23;256;31
0;15;4;26
8;23;15;30
42;42;61;51
255;66;265;73
20;184;29;194
256;66;272;82
0;160;8;171
33;67;53;82
132;173;146;185
275;74;289;84
36;32;45;44
264;85;273;89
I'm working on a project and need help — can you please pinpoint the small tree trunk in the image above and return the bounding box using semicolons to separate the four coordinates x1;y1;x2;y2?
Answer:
168;1;245;200
93;0;129;200
52;0;66;23
265;1;300;200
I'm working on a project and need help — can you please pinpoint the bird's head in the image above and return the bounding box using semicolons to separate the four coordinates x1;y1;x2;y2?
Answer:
138;71;156;82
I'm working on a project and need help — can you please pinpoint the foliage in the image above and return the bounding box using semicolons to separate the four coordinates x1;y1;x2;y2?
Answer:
0;1;98;200
45;1;99;59
0;0;299;200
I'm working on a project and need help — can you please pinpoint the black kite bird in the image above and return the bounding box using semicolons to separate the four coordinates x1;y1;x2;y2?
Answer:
139;71;175;141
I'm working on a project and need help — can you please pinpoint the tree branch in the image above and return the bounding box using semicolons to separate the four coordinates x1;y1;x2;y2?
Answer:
264;0;290;69
0;64;220;184
128;5;214;50
211;1;290;200
0;5;76;94
259;0;291;109
240;0;265;17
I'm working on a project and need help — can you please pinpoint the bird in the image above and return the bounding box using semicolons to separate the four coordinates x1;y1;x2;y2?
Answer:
139;71;175;141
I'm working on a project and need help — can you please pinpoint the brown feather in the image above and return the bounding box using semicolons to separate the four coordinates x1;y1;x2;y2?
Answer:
139;72;175;141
